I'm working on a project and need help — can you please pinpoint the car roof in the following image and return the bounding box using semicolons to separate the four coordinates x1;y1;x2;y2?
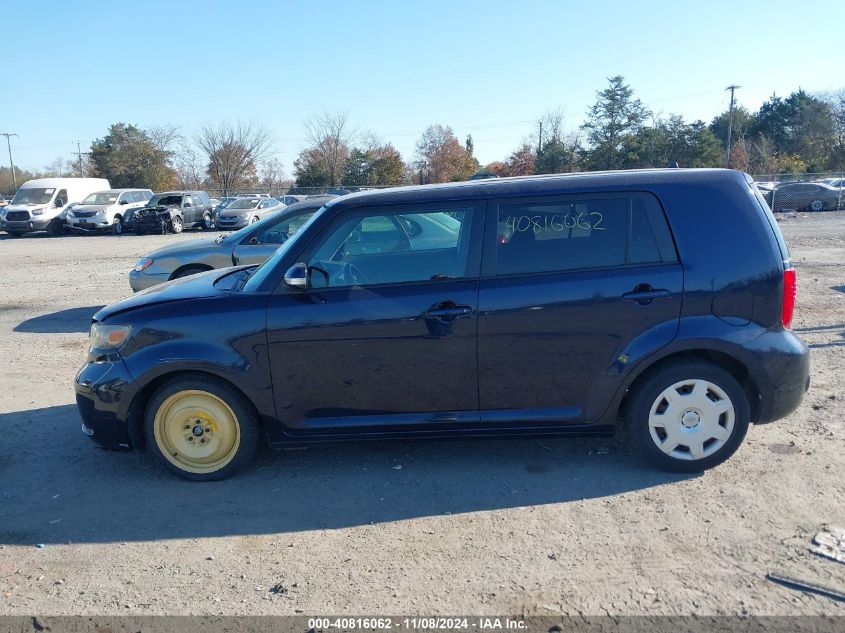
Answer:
327;168;747;209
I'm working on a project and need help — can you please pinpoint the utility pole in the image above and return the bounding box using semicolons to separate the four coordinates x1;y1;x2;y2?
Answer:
1;132;19;192
725;85;741;168
537;122;543;157
74;141;90;175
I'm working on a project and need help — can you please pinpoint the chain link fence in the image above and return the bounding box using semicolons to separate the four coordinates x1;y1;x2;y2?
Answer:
751;171;845;213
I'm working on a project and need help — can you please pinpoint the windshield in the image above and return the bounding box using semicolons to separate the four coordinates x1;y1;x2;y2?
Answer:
228;198;261;210
82;191;119;205
147;194;183;207
242;206;326;292
11;187;55;205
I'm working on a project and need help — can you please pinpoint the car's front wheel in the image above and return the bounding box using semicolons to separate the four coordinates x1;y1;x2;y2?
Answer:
809;199;825;212
203;213;214;230
111;215;124;235
626;360;750;472
144;374;260;481
170;215;184;234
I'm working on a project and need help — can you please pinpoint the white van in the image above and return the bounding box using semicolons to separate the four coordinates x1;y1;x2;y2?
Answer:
65;188;153;235
1;177;110;237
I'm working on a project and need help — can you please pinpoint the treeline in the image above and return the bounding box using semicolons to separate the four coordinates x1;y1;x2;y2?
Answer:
3;75;843;195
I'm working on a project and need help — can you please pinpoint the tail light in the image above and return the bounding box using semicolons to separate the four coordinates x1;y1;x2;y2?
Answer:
782;267;796;328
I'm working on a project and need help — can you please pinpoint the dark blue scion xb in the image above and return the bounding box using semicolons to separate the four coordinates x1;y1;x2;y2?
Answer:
75;169;809;480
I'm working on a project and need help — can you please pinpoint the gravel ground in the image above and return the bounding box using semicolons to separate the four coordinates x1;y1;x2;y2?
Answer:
0;215;843;616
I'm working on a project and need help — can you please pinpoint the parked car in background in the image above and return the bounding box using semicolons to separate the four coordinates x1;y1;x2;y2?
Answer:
128;197;331;291
0;195;10;208
211;197;239;225
126;191;214;234
1;177;110;237
825;178;845;188
279;194;305;205
76;169;808;480
214;196;285;230
209;197;221;208
66;188;153;234
770;181;844;212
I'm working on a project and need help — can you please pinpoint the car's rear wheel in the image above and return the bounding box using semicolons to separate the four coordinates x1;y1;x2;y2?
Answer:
170;215;184;234
144;374;260;481
626;360;749;472
111;215;124;235
809;199;824;212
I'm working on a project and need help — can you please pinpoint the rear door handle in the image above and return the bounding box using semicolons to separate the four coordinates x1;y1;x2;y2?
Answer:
623;285;671;305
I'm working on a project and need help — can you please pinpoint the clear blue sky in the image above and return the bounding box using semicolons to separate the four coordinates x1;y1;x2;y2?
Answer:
3;0;843;174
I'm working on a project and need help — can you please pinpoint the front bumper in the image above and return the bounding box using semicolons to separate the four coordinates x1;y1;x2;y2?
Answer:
67;216;111;231
2;217;52;232
216;216;249;229
74;354;139;450
128;269;169;292
129;213;174;233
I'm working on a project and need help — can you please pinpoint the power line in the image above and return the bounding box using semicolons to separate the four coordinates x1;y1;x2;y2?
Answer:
1;132;19;192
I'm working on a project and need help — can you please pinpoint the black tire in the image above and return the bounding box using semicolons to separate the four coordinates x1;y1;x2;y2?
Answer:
46;219;63;237
172;266;209;280
626;359;750;472
134;229;146;236
7;232;23;238
170;215;184;234
143;373;260;481
111;215;124;235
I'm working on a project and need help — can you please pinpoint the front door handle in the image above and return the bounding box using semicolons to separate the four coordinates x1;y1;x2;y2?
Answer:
426;303;473;320
623;285;671;305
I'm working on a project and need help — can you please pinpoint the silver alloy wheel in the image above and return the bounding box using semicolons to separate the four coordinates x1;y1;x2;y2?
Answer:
250;216;258;224
647;378;735;460
204;214;214;229
113;217;123;234
171;216;183;233
810;199;824;211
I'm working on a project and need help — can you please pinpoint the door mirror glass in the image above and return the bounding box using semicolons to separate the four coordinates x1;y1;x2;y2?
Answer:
284;262;308;289
119;199;129;205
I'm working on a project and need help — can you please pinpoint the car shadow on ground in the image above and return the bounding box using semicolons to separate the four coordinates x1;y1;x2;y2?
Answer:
793;322;845;349
0;404;695;545
13;306;104;333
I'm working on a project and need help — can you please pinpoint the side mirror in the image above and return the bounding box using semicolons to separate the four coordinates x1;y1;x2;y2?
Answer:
119;199;129;205
183;202;192;208
54;199;65;208
284;262;308;289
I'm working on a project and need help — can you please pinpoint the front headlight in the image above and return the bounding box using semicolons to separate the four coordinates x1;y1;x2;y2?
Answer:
89;323;132;350
134;257;154;272
32;207;45;215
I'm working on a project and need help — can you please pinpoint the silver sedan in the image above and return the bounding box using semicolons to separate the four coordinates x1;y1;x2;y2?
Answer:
215;197;286;230
128;198;329;292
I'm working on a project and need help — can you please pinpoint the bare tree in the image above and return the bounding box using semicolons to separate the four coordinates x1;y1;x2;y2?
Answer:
259;158;286;195
196;121;274;196
303;112;353;186
174;143;207;190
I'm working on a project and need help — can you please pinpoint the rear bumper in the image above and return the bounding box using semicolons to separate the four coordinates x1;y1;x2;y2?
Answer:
74;355;138;450
749;329;810;423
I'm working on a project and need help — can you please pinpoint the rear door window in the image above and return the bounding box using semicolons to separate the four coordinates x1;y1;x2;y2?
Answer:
493;192;675;276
